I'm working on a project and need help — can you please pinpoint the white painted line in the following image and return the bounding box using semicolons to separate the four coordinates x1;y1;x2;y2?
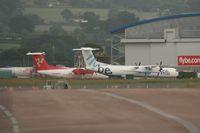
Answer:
11;117;18;125
80;89;200;133
0;105;20;133
0;105;6;110
5;110;12;117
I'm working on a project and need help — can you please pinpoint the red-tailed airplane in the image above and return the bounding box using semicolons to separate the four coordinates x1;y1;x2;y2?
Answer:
26;52;108;79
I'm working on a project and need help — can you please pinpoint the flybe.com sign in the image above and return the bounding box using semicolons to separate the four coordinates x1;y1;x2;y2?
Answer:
178;56;200;66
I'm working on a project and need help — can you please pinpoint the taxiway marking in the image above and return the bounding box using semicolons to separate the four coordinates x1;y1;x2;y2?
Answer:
80;89;200;133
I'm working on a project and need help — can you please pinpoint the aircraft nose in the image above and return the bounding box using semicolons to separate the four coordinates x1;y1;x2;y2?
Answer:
175;71;179;77
170;69;179;77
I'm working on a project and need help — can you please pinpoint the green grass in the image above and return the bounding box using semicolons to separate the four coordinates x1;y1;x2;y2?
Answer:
0;43;20;51
1;78;200;88
35;25;79;32
123;9;158;19
0;78;46;87
24;8;65;23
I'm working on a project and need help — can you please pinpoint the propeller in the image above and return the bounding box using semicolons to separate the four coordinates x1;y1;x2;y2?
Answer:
159;61;162;66
159;61;163;71
157;61;163;76
134;62;141;66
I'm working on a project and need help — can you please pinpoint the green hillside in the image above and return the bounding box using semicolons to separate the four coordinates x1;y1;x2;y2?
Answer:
23;7;158;23
0;7;157;50
23;7;109;23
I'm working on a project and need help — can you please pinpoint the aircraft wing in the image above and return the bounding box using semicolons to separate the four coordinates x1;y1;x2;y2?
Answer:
134;65;158;72
144;65;157;70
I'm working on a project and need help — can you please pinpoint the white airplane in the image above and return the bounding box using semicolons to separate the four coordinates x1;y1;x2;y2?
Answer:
0;67;33;78
73;47;179;78
26;52;108;79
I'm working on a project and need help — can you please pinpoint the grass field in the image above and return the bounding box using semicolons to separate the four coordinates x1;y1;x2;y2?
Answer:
24;8;65;23
35;25;79;32
0;78;200;89
0;43;20;51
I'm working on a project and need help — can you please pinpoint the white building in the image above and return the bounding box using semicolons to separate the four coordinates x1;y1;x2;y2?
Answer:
111;13;200;72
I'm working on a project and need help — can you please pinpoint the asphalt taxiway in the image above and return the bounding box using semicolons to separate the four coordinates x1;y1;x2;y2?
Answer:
0;88;200;133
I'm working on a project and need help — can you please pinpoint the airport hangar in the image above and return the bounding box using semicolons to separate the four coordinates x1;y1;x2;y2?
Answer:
111;13;200;72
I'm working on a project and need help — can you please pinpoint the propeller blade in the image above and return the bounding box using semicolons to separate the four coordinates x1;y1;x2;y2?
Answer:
160;61;162;66
159;61;163;72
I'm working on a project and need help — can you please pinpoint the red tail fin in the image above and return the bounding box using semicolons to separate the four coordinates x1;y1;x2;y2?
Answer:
27;52;50;70
27;52;66;70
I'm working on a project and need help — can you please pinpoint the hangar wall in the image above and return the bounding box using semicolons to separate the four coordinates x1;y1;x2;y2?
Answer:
124;35;200;67
119;14;200;72
125;17;200;39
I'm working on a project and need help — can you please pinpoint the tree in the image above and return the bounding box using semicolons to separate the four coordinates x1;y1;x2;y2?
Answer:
61;8;73;22
24;14;44;25
49;24;65;36
21;31;79;66
0;48;26;66
0;0;22;32
9;15;35;33
103;10;139;32
80;12;100;31
117;11;139;25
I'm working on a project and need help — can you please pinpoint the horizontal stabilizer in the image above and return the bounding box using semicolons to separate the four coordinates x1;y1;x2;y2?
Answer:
73;47;99;51
26;52;45;55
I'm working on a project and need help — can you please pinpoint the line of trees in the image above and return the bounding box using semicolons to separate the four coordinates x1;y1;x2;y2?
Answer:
0;0;80;66
1;0;200;66
61;8;139;32
1;1;131;66
0;0;44;33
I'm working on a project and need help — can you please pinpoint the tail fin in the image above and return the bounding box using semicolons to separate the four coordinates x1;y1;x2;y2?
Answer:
73;47;99;71
26;52;50;70
27;52;68;70
26;52;67;71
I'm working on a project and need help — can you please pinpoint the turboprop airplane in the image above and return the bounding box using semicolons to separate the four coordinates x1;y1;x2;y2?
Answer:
26;52;108;79
73;47;179;78
0;67;33;78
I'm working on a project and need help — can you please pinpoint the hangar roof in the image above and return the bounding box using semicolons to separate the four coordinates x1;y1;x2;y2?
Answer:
110;12;200;34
